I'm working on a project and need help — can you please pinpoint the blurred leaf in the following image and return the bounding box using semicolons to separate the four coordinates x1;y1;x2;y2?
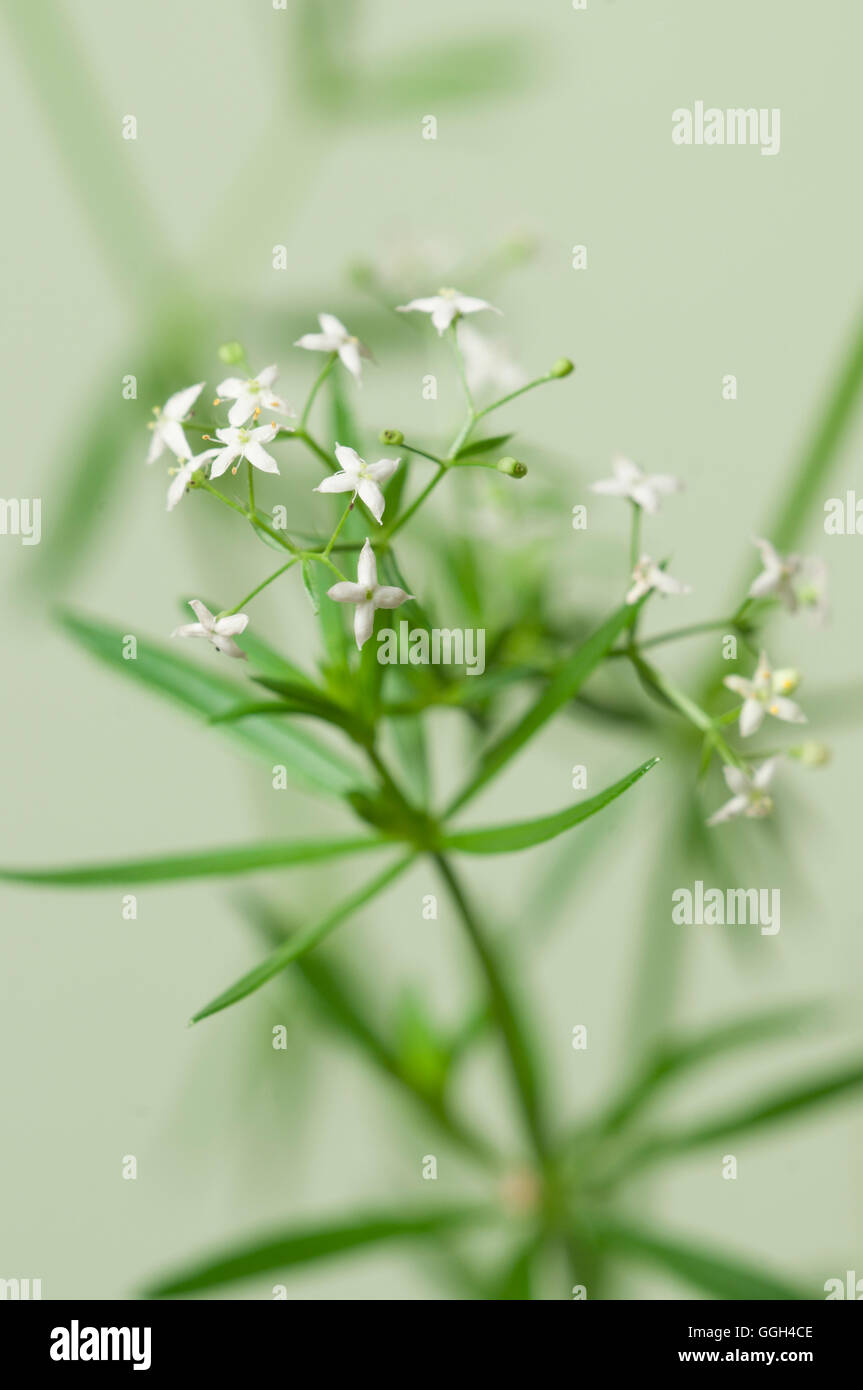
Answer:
254;675;372;743
59;610;370;800
455;433;515;460
491;1237;541;1300
440;757;659;854
593;1219;806;1300
146;1204;490;1297
191;853;415;1023
393;990;450;1098
0;835;385;888
448;600;641;812
302;559;351;674
353;36;538;121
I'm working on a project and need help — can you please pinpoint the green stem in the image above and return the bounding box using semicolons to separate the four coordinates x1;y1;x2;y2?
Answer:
220;559;299;617
247;459;256;516
448;321;475;414
300;352;338;431
474;371;555;422
631;653;746;770
381;466;446;541
297;428;336;472
322;500;354;559
609;618;741;657
434;854;551;1169
401;441;446;466
629;501;641;573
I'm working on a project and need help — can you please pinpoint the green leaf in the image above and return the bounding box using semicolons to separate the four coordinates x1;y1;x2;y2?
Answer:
301;559;351;671
626;1058;863;1173
353;36;537;121
59;610;370;800
145;1205;490;1297
492;1237;541;1300
593;1219;806;1301
440;758;659;854
448;600;640;812
455;432;515;460
0;835;385;887
191;853;415;1023
253;676;370;742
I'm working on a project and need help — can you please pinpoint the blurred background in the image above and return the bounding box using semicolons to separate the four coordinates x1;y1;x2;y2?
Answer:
1;0;862;1299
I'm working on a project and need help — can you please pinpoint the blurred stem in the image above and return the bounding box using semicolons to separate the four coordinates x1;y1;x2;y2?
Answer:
434;854;549;1169
629;652;745;770
448;321;475;415
300;352;337;430
628;501;641;572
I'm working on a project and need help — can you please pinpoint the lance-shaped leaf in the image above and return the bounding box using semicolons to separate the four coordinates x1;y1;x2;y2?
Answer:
145;1204;492;1297
592;1219;807;1301
191;853;415;1023
448;600;641;813
59;611;372;800
455;432;515;460
440;758;659;854
621;1057;863;1176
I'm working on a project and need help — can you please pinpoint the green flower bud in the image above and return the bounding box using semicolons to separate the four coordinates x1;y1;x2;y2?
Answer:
550;357;575;379
497;456;527;478
379;428;404;446
791;741;831;768
217;340;246;366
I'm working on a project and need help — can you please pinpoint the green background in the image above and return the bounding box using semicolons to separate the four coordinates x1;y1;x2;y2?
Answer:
1;0;861;1298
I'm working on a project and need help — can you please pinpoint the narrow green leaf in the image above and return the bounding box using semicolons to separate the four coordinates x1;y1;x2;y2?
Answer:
0;836;385;888
146;1205;490;1297
59;610;370;800
191;853;415;1023
254;676;370;741
448;600;640;812
455;432;514;460
593;1219;806;1301
440;758;659;854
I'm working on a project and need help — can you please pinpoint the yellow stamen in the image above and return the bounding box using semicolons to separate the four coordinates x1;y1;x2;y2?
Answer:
213;397;221;406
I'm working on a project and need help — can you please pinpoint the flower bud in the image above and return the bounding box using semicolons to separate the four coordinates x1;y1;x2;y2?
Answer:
772;667;801;694
379;428;404;446
550;357;574;379
496;456;527;478
791;741;831;768
217;340;246;366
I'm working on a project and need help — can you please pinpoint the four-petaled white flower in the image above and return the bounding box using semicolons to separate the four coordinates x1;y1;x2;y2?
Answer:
314;444;400;525
707;757;781;826
172;600;249;659
626;555;692;605
396;287;501;336
166;456;207;512
749;538;828;623
146;382;205;464
459;322;525;398
591;455;683;515
214;364;295;428
326;539;412;650
723;650;806;737
294;314;372;383
197;424;281;479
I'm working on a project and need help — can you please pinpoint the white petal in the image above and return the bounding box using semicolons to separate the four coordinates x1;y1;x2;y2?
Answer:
207;447;239;480
739;698;765;738
753;537;782;572
334;444;363;477
163;382;204;420
431;300;458;334
146;429;165;465
626;577;651;604
753;757;781;789
318;313;348;340
227;395;255;426
216;377;246;398
723;765;750;795
723;675;753;698
363;458;400;484
215;427;236;443
651;568;690;596
171;622;207;639
454;295;500;316
214;613;249;637
211;634;247;659
256;364;279;388
250;423;278;442
754;650;772;688
327;581;366;603
630;481;661;514
748;569;781;599
187;600;215;631
373;585;411;609
166;472;189;511
767;696;806;725
245;442;279;474
357;477;386;524
338;339;363;381
353;600;375;650
295;332;339;352
646;474;683;495
611;455;643;484
357;537;377;590
314;473;355;495
591;477;630;498
160;419;192;461
707;794;748;826
396;297;443;314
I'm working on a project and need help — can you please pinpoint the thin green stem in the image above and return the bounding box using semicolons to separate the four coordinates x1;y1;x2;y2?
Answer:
322;500;354;559
474;372;555;422
448;321;475;415
297;428;336;472
629;501;641;573
247;459;256;516
381;465;446;541
609;618;741;658
299;352;337;431
401;440;446;466
219;559;299;617
631;652;746;770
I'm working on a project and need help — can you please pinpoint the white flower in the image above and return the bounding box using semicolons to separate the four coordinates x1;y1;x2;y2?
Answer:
396;287;501;336
214;364;295;428
723;650;806;737
294;314;372;383
166;456;206;512
314;444;400;525
172;600;249;659
146;382;205;464
326;538;412;650
626;555;691;605
591;455;683;515
197;424;280;480
459;322;525;398
749;538;828;622
707;757;780;826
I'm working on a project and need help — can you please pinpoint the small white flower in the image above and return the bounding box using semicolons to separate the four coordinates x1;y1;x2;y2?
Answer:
723;650;806;737
314;444;400;525
197;424;280;480
146;382;205;464
591;455;683;515
626;555;692;605
166;456;206;512
214;364;295;428
749;538;828;623
327;538;412;650
396;287;501;336
707;757;780;826
172;600;249;659
294;314;372;383
458;322;525;398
